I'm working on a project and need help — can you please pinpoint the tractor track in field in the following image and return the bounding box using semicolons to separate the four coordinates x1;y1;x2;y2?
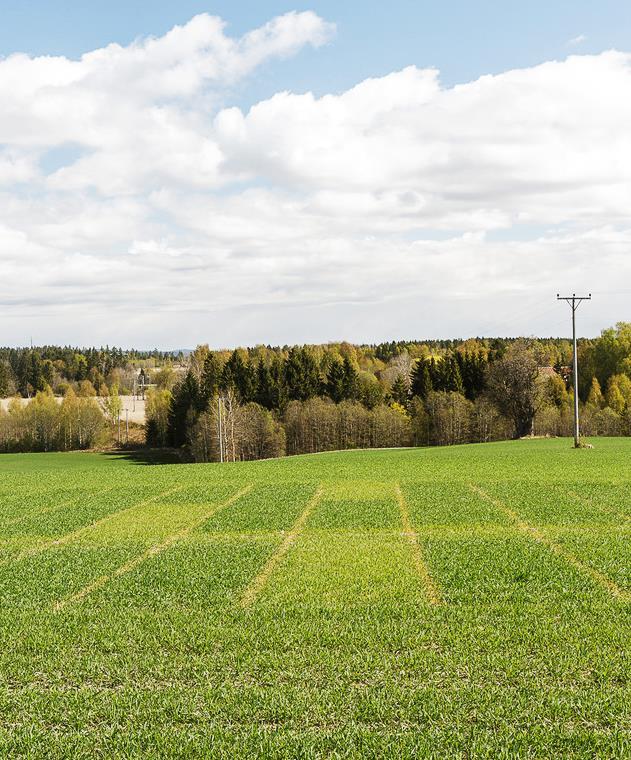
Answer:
0;486;116;528
470;483;630;601
53;484;253;611
395;483;443;606
4;485;187;565
240;484;324;609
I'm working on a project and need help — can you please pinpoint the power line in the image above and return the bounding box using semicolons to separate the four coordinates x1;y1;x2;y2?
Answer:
473;299;560;339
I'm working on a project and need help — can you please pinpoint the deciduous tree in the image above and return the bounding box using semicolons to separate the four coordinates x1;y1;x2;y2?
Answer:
487;340;543;438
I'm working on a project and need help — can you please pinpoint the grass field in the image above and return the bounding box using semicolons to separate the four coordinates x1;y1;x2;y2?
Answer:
0;439;629;757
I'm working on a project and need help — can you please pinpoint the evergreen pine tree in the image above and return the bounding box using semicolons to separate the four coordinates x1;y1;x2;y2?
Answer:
326;359;346;403
270;355;286;410
410;360;433;400
0;361;10;397
26;352;46;395
458;352;487;399
427;357;441;391
341;357;359;400
199;352;222;409
472;352;488;396
391;374;409;406
222;350;255;402
255;358;275;409
444;355;464;394
167;370;200;447
284;348;321;401
283;348;301;401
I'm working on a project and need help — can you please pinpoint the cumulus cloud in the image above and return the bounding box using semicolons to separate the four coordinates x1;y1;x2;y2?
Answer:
0;11;335;193
0;12;629;346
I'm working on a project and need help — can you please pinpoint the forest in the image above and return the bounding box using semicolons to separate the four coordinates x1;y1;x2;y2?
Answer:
1;324;631;457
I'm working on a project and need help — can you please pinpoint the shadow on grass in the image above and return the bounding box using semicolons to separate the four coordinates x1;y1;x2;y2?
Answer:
100;448;191;466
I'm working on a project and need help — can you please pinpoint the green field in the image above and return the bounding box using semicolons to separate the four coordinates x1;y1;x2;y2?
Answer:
0;439;629;757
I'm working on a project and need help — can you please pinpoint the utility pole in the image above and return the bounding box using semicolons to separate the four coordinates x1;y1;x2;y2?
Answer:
557;293;591;448
217;396;224;463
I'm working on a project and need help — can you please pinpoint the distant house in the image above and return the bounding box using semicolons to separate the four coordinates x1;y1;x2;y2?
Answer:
539;365;571;382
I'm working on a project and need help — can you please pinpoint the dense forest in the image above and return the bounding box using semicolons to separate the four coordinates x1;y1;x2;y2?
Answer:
150;325;631;461
0;346;178;398
1;324;631;456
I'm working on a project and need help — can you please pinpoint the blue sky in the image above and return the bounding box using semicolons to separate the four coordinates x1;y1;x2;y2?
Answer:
3;1;630;100
0;3;630;347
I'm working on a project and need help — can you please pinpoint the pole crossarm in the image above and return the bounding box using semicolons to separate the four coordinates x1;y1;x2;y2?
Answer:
556;294;592;309
556;293;591;448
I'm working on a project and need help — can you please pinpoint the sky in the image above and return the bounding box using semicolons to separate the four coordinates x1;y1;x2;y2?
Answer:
1;1;630;349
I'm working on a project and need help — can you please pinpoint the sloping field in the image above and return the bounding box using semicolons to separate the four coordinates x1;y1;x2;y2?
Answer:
0;439;629;757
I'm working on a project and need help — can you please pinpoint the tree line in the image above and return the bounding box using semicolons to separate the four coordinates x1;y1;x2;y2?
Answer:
0;346;180;399
2;323;631;455
146;323;631;461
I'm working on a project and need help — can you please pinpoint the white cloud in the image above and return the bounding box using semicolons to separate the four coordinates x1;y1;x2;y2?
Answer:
0;13;630;346
567;34;587;47
0;148;38;185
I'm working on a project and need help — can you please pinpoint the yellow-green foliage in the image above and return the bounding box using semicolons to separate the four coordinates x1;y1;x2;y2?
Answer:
0;389;105;452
